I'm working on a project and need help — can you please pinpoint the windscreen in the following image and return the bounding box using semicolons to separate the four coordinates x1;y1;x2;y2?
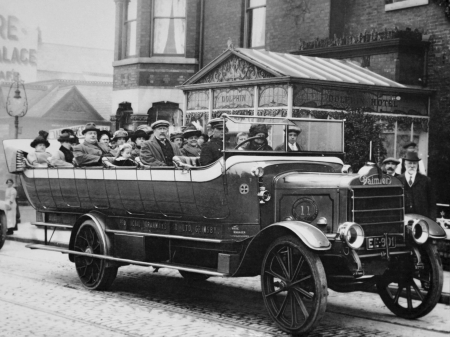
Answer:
224;116;344;153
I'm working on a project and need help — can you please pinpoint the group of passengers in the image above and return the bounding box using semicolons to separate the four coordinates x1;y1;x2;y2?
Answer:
26;118;303;169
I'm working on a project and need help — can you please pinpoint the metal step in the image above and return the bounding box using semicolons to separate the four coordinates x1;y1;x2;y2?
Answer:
25;244;228;277
33;222;72;229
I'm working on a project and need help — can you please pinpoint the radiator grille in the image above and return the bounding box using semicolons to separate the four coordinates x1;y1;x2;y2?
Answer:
351;186;404;236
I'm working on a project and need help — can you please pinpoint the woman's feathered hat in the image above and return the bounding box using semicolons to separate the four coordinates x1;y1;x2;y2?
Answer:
30;130;50;148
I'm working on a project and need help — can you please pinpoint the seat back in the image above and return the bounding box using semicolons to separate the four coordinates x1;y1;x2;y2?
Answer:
174;156;201;167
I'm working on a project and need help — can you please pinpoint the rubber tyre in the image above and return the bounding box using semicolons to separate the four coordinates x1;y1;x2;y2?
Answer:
376;242;443;319
179;270;210;281
261;236;327;335
73;220;118;290
0;213;7;250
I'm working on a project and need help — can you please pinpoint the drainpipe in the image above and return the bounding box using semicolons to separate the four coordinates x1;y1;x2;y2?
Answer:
199;0;205;70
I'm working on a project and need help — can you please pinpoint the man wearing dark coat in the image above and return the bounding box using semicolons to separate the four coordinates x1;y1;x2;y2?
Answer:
73;123;114;167
382;157;400;177
200;118;225;166
140;120;182;166
398;152;436;220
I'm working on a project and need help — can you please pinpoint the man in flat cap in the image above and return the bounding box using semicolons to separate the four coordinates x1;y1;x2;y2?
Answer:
73;122;114;167
275;126;302;152
140;120;182;166
200;118;226;166
395;141;426;175
382;157;400;177
398;152;436;220
170;132;184;149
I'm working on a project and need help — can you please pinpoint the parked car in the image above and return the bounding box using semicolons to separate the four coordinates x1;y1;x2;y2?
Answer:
2;115;446;335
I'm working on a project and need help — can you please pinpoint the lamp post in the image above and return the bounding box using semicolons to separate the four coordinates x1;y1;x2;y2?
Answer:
5;72;28;139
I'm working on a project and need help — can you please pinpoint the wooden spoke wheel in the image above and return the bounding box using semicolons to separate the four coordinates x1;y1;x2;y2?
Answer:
179;270;210;281
0;213;7;250
74;220;117;290
376;243;443;319
261;236;327;335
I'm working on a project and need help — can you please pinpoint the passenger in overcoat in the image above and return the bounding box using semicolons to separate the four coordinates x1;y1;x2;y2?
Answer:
200;118;226;166
274;126;302;152
73;123;114;167
398;152;436;220
130;129;150;159
140;120;181;166
180;126;202;157
51;132;77;166
27;131;52;167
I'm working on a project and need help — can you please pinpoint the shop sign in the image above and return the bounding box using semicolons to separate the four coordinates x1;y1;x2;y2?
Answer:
0;11;38;82
293;85;428;116
214;87;254;109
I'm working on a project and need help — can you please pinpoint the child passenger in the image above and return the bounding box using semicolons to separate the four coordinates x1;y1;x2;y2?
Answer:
112;143;139;167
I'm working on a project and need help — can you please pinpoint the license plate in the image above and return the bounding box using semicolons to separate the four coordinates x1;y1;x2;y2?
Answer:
366;236;396;250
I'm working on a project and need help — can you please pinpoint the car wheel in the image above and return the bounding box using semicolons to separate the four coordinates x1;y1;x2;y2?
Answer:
73;220;118;290
0;213;7;250
261;236;327;335
179;270;210;281
376;242;443;319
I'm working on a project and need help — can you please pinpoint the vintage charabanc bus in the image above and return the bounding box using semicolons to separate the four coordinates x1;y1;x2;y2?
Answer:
2;115;447;335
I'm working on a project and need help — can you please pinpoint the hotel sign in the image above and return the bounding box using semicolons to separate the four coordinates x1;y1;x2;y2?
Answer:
294;85;428;116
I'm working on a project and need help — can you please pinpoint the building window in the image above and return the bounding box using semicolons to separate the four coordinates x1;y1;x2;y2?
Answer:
246;0;266;49
385;0;428;11
125;0;137;57
153;0;186;55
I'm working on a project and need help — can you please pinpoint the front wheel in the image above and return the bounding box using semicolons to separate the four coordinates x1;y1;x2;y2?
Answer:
73;220;118;290
376;242;443;319
261;236;327;335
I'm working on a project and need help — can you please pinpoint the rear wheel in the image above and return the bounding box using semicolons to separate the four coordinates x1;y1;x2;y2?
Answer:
376;243;443;319
179;270;210;281
0;213;7;250
261;236;327;335
73;220;117;290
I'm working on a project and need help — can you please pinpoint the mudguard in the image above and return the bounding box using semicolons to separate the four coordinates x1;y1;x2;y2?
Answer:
404;213;447;239
264;221;331;250
68;211;112;263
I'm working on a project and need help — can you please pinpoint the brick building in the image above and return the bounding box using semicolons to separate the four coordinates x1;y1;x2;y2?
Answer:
113;0;450;200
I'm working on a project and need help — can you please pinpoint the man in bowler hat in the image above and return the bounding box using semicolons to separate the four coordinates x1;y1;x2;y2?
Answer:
382;157;400;177
395;141;426;175
200;118;226;166
398;152;436;220
73;122;114;167
140;120;182;166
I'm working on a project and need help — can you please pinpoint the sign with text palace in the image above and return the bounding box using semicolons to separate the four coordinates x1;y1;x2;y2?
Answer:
293;85;428;116
0;13;38;82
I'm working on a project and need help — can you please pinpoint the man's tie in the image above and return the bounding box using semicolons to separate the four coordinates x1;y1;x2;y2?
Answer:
409;176;413;187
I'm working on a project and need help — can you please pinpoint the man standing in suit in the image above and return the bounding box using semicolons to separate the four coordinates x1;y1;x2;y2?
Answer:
382;157;400;177
140;120;182;166
398;152;436;220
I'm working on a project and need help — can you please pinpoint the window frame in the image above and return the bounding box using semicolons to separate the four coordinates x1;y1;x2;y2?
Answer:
124;0;138;58
244;0;267;49
151;0;187;57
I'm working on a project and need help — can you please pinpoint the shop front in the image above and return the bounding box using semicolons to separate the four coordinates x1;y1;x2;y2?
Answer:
179;47;433;168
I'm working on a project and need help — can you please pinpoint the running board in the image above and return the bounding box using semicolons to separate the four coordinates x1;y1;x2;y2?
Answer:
33;222;72;229
25;244;227;277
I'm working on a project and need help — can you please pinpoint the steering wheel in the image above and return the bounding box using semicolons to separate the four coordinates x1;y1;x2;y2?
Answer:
234;136;264;150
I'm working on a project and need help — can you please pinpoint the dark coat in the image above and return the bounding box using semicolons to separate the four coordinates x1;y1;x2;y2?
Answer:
181;144;201;157
398;172;437;220
274;142;302;152
112;158;138;167
140;135;182;166
73;141;112;167
200;137;223;166
247;140;273;151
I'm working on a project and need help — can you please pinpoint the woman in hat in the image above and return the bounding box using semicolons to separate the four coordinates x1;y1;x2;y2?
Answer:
27;131;52;167
3;179;17;235
112;143;139;167
246;124;273;151
98;130;112;146
130;129;150;159
197;133;209;148
181;126;202;157
49;132;76;167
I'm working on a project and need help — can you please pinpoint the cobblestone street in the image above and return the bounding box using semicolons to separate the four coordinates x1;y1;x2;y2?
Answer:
1;240;449;337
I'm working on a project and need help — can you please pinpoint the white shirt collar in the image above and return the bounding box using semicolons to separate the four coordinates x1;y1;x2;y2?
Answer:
405;171;417;183
288;143;298;151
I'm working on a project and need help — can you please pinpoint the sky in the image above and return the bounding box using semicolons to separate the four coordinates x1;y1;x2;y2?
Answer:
1;0;116;50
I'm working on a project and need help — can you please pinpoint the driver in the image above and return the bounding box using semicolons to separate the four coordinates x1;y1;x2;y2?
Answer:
200;118;226;166
247;124;273;151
